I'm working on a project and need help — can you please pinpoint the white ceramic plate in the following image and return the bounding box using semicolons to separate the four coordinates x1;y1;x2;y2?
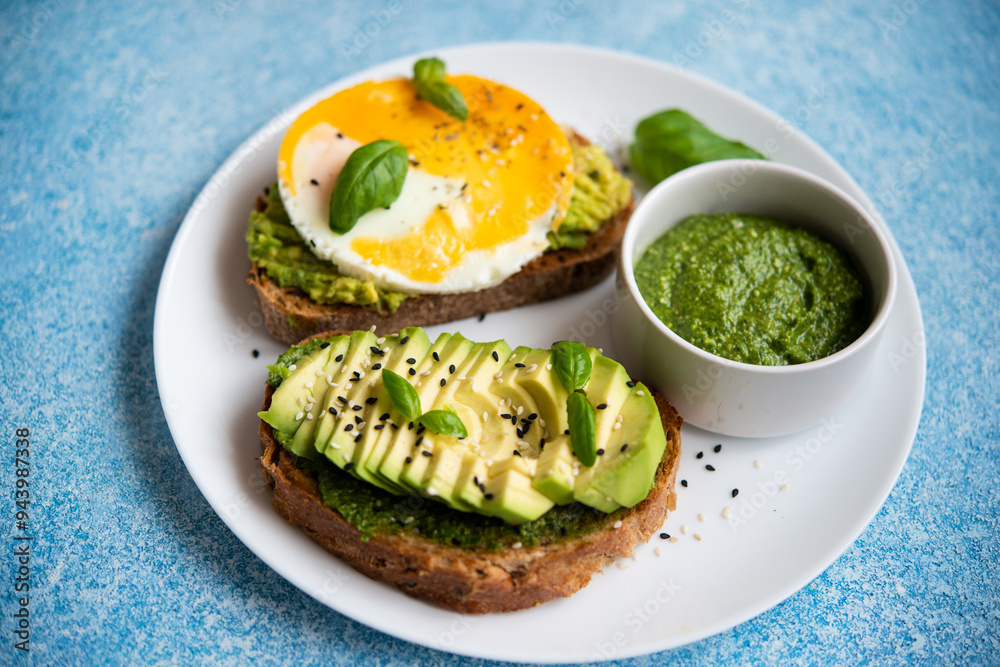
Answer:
153;43;925;663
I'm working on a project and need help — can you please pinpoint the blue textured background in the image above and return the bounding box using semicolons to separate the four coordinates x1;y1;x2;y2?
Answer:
2;0;998;664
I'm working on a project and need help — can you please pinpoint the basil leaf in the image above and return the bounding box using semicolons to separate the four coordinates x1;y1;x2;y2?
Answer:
551;341;592;392
629;109;765;185
417;409;469;439
567;391;597;467
413;57;468;121
329;139;408;234
381;369;421;421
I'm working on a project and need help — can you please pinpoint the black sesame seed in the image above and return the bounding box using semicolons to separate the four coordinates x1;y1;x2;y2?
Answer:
510;415;517;426
320;342;330;348
485;493;494;500
528;413;537;420
353;370;361;378
659;532;670;540
540;440;546;450
705;464;716;471
620;443;629;452
374;424;385;430
680;479;688;487
337;396;348;404
449;364;456;374
517;428;524;438
336;132;344;138
492;351;499;362
354;434;362;443
421;450;433;458
696;451;704;459
732;488;739;498
328;406;338;416
564;429;570;435
379;413;390;421
405;456;413;464
500;413;512;420
513;450;522;457
596;403;607;410
400;335;409;344
479;482;487;492
371;363;382;370
352;404;362;411
714;444;722;453
408;368;416;376
440;378;446;387
344;462;354;470
355;415;363;424
366;397;378;405
390;423;399;430
478;313;485;321
433;352;440;362
408;421;414;430
626;380;636;388
252;349;259;358
336;354;344;362
344;424;353;432
415;436;424;447
597;448;605;456
407;357;416;365
514;363;525;368
416;425;425;435
370;346;380;355
310;178;319;186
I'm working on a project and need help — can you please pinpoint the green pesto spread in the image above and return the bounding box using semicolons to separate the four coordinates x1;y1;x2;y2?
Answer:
246;141;632;309
635;213;869;366
304;456;618;550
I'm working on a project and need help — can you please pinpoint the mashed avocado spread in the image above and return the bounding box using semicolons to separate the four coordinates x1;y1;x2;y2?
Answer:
635;213;870;366
246;140;631;312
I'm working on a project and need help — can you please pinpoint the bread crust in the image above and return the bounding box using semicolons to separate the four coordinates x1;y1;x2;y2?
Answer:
245;130;634;345
259;381;682;614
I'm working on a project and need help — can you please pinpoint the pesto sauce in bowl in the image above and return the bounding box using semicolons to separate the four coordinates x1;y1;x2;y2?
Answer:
634;213;870;366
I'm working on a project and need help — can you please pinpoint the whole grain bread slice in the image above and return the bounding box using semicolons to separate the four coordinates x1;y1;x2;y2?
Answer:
259;382;681;614
246;131;634;344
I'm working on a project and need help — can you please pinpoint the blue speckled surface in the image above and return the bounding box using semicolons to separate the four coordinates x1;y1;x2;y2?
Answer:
2;0;998;664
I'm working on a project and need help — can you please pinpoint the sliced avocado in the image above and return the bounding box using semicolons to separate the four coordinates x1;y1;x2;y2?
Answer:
286;336;352;459
314;330;378;467
579;382;667;508
480;465;554;524
258;343;334;436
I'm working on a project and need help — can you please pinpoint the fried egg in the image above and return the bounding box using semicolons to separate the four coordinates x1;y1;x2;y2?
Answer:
277;74;574;294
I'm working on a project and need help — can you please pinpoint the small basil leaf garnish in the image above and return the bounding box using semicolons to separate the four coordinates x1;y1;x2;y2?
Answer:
551;341;593;393
567;391;597;467
629;109;765;185
381;369;421;421
413;57;468;121
329;139;408;234
417;409;469;439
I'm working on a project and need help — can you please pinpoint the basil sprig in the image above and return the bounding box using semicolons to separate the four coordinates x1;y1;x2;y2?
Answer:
329;139;408;234
629;109;765;185
567;390;597;467
382;369;469;438
551;341;593;392
382;369;421;421
418;409;468;439
413;57;468;121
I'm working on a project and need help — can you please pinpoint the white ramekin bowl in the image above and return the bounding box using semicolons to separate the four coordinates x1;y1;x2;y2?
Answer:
612;159;897;438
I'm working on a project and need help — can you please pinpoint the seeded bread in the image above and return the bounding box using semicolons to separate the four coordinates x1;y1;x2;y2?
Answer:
259;379;682;614
246;132;634;345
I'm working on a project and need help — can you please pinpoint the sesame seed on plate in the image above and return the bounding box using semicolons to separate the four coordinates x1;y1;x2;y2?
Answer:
613;520;623;529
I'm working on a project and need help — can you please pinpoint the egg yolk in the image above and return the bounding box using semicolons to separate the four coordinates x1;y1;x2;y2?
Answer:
278;75;574;284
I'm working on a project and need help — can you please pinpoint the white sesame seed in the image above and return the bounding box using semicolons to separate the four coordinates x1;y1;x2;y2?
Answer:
426;486;438;497
497;378;503;383
368;381;374;389
516;406;523;415
613;423;621;431
527;364;537;373
288;364;297;371
457;376;466;381
545;363;552;371
420;370;431;377
377;336;385;344
754;460;763;469
637;390;645;396
416;381;422;387
781;483;790;491
697;513;706;522
329;443;340;450
294;411;304;421
315;369;325;376
681;524;689;535
512;541;522;549
538;418;546;428
694;533;703;541
616;562;629;570
669;536;678;543
471;381;477;393
405;516;414;524
655;547;663;557
330;382;339;388
517;439;529;448
304;382;313;390
722;506;732;519
494;371;503;379
482;411;488;422
369;325;376;333
296;397;303;407
327;375;333;383
486;458;493;466
616;414;623;423
481;179;491;188
613;520;623;529
357;421;365;429
481;436;489;444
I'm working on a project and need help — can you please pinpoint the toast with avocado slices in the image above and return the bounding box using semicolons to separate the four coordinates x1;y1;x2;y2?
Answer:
257;328;682;613
246;132;634;344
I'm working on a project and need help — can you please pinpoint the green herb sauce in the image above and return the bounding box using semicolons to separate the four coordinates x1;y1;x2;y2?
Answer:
635;213;869;366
